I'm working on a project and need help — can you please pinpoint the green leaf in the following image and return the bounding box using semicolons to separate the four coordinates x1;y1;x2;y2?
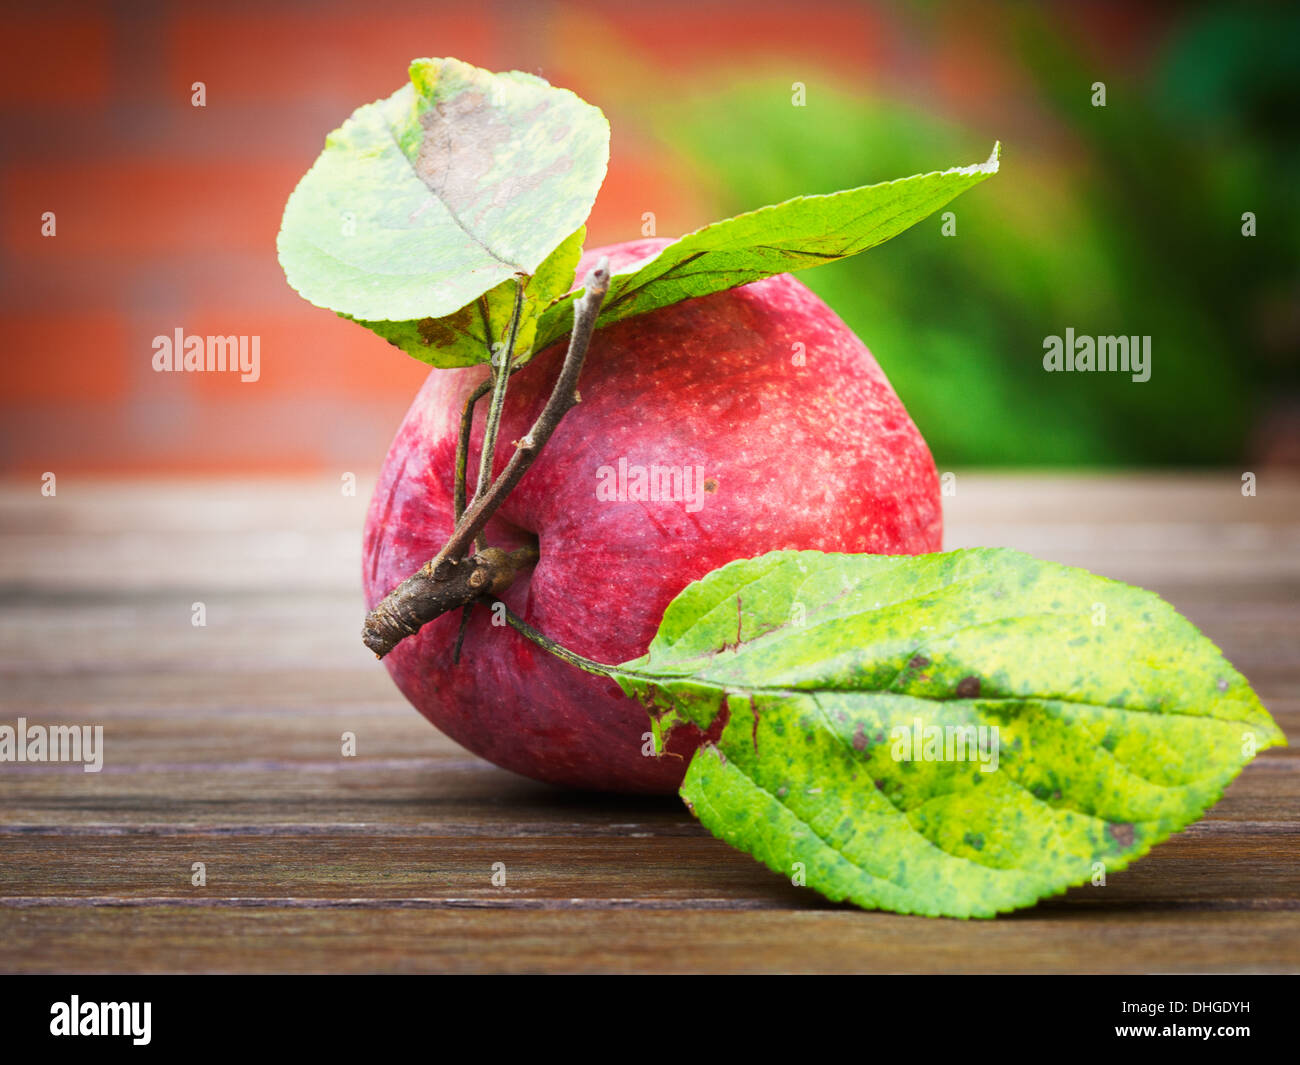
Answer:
353;227;585;368
532;144;1001;353
277;57;609;361
616;548;1284;918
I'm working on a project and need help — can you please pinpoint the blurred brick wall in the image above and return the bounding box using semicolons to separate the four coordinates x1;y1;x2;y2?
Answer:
0;0;902;475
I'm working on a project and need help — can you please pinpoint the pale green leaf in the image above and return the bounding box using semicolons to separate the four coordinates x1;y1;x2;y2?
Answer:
277;57;608;346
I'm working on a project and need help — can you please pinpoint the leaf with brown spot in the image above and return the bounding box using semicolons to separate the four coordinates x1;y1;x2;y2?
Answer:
618;548;1285;917
278;58;607;365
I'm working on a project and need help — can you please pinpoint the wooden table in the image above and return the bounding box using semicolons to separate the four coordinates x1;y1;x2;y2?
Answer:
2;474;1297;973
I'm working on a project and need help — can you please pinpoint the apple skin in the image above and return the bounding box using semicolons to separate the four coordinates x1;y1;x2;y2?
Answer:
362;238;941;793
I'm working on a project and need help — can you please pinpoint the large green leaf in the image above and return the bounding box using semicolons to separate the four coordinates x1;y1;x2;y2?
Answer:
277;58;608;362
532;144;1000;352
616;548;1284;918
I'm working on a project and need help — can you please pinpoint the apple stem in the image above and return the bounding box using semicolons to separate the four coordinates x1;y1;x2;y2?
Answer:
362;259;612;659
362;545;538;658
468;278;526;549
452;378;490;522
453;295;528;523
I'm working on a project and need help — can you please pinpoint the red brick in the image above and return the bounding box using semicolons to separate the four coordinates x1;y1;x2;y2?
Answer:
0;11;112;105
549;3;890;93
166;12;499;105
179;309;432;400
0;313;130;400
3;160;303;259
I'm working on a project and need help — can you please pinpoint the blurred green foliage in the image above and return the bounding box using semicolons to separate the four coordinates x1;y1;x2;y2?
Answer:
653;5;1298;466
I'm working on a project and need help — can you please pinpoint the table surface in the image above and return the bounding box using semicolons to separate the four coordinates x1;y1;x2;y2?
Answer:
1;473;1297;973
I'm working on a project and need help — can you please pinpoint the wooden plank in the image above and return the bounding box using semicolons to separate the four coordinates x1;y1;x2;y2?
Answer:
1;825;1298;910
1;907;1296;974
0;752;1292;828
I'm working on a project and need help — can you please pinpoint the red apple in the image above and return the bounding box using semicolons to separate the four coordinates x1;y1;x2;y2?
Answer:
362;238;941;793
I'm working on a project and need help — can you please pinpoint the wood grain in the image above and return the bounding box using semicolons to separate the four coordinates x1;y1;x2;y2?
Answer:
1;474;1298;973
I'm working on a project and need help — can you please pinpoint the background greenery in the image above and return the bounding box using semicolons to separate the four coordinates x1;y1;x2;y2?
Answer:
651;4;1298;467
